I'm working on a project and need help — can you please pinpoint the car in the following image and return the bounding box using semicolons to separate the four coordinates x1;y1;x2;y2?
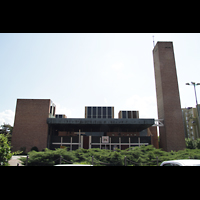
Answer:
54;164;93;166
160;159;200;166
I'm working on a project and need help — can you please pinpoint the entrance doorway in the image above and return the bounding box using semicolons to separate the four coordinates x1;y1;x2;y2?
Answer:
83;136;89;149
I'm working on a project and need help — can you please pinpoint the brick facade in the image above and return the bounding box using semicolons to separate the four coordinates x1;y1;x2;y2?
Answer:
153;42;186;151
11;99;52;152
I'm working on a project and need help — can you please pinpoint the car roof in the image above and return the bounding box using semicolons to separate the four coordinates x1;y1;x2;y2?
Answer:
161;159;200;166
54;164;93;166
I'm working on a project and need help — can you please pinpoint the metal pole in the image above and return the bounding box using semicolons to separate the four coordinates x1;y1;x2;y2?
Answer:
110;137;111;151
156;156;158;166
70;137;72;151
79;129;81;148
60;155;62;164
138;137;140;147
193;83;199;107
193;83;200;138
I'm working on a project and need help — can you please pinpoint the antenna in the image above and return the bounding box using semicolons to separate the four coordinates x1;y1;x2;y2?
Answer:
152;35;155;47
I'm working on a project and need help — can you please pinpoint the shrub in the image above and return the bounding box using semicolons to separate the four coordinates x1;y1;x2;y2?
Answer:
31;146;39;152
0;134;12;166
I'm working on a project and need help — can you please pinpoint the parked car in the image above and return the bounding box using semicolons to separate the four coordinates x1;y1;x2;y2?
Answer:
54;164;93;166
160;159;200;166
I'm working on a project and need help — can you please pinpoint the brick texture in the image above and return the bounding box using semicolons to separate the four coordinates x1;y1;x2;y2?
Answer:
153;42;186;151
11;99;51;152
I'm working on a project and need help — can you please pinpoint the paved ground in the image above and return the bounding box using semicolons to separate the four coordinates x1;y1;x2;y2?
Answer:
8;156;27;166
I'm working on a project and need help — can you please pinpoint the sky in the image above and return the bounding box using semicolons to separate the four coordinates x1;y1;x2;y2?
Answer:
1;33;200;126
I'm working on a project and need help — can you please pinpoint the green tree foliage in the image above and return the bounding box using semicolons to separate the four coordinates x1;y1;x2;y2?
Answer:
17;140;200;166
0;134;12;166
0;124;13;145
17;145;200;166
185;138;200;149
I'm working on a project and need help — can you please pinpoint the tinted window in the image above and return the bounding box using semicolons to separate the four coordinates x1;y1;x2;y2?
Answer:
133;111;137;118
162;163;173;166
93;107;96;117
128;111;131;118
98;107;101;118
108;107;111;115
103;107;106;118
88;107;91;118
122;111;126;118
173;164;180;166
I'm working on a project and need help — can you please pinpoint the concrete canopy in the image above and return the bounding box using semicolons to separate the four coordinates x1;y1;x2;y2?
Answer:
47;118;155;132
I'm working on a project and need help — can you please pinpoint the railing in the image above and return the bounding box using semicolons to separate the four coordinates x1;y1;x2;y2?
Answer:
52;136;149;151
90;136;149;150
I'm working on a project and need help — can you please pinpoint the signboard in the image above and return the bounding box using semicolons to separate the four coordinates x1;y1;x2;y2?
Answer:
74;132;85;135
102;136;109;143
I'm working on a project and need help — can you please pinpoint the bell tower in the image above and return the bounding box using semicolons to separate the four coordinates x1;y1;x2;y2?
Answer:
153;41;186;151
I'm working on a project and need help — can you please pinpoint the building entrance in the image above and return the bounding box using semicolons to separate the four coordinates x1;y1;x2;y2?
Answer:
83;136;89;149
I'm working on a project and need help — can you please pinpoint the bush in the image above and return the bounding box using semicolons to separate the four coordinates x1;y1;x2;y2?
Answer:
185;138;196;149
18;144;200;166
0;134;12;166
31;146;39;152
19;148;77;166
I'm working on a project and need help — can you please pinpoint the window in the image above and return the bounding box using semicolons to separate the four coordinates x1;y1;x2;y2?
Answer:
133;111;137;118
103;107;106;118
53;106;55;116
93;107;96;118
162;163;173;166
98;107;101;118
173;164;180;166
128;111;131;118
108;107;112;118
88;107;91;118
50;106;52;114
122;111;126;118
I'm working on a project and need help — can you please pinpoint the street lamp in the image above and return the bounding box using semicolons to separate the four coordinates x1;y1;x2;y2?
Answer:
186;82;200;138
185;82;200;109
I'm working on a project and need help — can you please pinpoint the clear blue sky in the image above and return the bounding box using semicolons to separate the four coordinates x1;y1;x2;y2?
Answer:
1;33;200;126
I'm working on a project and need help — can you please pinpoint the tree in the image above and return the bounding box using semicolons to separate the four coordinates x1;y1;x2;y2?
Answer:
0;134;12;166
0;124;13;145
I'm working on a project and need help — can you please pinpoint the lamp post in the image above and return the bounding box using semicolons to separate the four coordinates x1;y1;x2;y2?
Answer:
186;82;200;138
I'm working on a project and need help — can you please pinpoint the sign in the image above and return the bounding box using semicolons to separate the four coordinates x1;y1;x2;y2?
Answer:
102;136;109;143
74;132;85;135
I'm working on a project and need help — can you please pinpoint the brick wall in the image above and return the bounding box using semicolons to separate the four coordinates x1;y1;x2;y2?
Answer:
11;99;51;152
153;42;186;151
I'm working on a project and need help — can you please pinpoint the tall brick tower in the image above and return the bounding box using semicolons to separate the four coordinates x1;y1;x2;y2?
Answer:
153;42;186;151
12;99;55;152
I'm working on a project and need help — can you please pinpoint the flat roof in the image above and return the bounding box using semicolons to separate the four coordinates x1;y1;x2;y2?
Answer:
47;118;155;132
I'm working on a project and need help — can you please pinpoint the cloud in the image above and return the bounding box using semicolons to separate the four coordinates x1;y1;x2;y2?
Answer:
111;62;124;71
0;110;15;126
104;98;108;104
125;95;157;119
